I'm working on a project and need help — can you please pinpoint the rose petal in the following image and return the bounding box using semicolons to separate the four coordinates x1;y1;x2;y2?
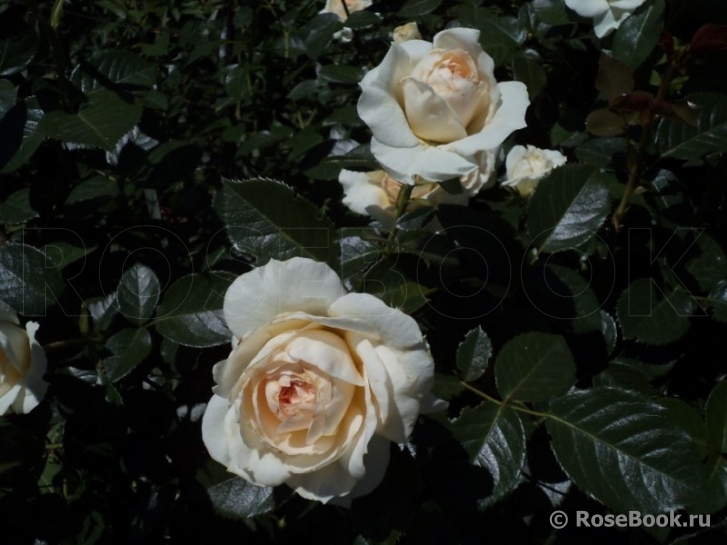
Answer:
565;0;609;18
338;169;392;220
401;78;468;143
286;456;359;503
593;5;626;37
444;81;529;157
284;330;365;386
358;40;433;149
609;0;645;10
202;394;233;466
223;258;345;339
370;138;477;184
431;28;483;61
0;302;20;325
18;321;48;414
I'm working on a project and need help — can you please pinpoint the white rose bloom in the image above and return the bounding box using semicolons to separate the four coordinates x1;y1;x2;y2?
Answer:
501;145;567;197
0;302;48;415
565;0;647;38
202;258;442;504
393;22;422;44
338;169;470;226
320;0;373;43
357;28;529;190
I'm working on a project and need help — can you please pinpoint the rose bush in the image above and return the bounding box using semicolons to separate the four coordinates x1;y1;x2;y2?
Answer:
565;0;647;38
338;168;468;226
357;28;529;188
0;302;48;415
202;257;441;504
501;145;568;197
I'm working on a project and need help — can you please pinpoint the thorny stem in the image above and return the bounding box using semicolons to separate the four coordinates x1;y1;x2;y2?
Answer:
386;182;414;242
612;54;679;231
43;336;102;354
25;0;72;112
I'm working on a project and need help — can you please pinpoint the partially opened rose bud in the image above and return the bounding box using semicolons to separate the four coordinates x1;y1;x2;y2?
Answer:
501;145;567;197
0;302;48;415
338;169;470;226
393;22;422;43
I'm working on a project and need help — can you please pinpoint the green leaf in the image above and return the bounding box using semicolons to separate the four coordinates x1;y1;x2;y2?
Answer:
452;401;526;507
0;79;17;118
65;177;119;207
154;273;232;348
456;327;493;382
612;0;665;69
360;257;432;315
594;54;634;102
0;28;37;76
1;100;44;173
207;478;278;520
338;229;381;283
43;241;97;270
525;265;603;330
72;51;156;94
0;243;64;316
397;0;443;18
527;164;610;254
343;10;380;29
585;109;625;136
706;380;727;453
0;188;37;225
40;90;142;151
318;64;363;85
511;52;547;99
479;16;527;65
593;362;652;393
303;13;342;60
683;231;727;292
707;280;727;322
494;332;575;402
547;387;707;514
103;328;152;382
616;279;693;345
576;137;626;167
657;93;727;160
215;178;338;268
116;263;161;326
532;0;571;25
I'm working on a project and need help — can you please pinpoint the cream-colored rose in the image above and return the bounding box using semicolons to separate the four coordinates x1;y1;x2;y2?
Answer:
358;28;529;190
0;302;48;415
202;258;442;504
393;22;422;43
338;169;472;226
501;145;567;197
320;0;373;42
565;0;646;38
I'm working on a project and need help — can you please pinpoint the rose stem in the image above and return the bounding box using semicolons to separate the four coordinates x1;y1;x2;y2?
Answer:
386;182;414;242
612;50;680;231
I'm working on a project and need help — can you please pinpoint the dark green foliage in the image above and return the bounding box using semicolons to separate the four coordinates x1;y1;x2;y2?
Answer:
1;0;727;543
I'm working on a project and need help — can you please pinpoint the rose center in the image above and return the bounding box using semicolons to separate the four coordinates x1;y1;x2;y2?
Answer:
277;377;316;418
